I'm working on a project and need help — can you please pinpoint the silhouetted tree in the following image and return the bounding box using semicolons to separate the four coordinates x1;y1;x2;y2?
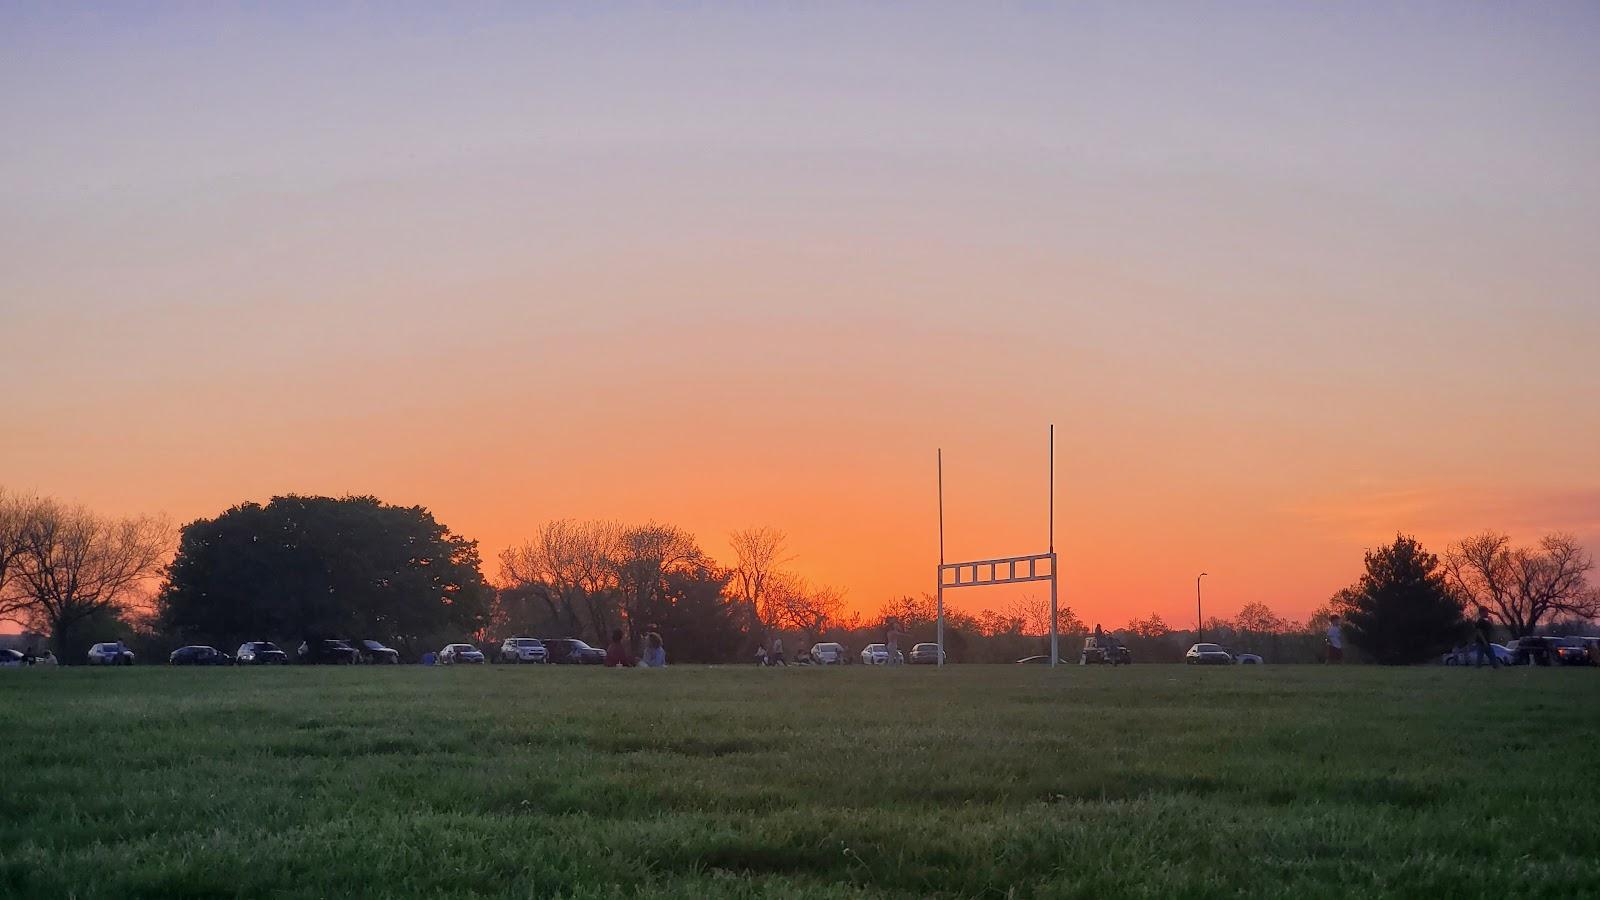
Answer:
497;519;623;641
157;495;491;655
1445;532;1597;637
0;495;170;661
728;526;791;636
1336;533;1465;664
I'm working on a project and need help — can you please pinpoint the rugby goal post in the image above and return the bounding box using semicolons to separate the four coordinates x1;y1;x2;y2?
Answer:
936;425;1059;667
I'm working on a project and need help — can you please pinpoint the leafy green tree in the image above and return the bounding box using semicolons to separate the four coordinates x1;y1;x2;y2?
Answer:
1336;533;1466;664
157;495;491;655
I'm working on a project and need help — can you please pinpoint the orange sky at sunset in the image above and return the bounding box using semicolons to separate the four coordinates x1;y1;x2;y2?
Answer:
4;5;1598;632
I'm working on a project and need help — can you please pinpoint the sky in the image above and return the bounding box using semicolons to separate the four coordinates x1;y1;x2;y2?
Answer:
3;2;1598;632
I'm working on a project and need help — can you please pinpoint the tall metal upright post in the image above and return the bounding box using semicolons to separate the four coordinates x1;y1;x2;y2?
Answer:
936;448;945;668
1048;425;1057;668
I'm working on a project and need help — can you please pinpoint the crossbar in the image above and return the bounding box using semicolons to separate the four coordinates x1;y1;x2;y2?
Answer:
939;552;1054;588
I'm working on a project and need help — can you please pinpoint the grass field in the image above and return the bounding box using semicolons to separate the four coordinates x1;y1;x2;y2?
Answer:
2;664;1596;899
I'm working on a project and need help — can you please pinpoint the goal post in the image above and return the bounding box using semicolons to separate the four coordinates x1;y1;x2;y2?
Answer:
936;425;1059;667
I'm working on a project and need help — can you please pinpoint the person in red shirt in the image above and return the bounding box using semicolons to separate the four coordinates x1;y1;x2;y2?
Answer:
605;628;636;667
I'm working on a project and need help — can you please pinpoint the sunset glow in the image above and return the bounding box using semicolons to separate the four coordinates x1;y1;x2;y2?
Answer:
4;4;1597;631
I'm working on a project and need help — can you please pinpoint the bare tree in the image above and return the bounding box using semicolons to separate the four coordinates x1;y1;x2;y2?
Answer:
1124;613;1170;638
497;519;623;640
0;498;170;657
1234;601;1289;635
0;488;40;603
613;522;710;633
763;574;844;642
728;527;790;632
1446;532;1597;637
1006;594;1085;637
876;594;936;631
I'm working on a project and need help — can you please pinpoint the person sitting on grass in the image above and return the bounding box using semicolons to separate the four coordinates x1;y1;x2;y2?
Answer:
642;632;666;668
605;628;636;667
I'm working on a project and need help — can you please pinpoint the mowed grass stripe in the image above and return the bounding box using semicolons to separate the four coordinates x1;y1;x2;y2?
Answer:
1;665;1595;898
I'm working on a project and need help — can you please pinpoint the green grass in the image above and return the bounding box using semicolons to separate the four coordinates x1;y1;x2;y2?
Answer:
2;664;1596;899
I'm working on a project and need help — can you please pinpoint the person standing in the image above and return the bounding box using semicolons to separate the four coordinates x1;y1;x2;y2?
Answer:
770;635;787;666
1325;615;1344;664
886;617;905;665
1472;607;1500;668
642;632;666;668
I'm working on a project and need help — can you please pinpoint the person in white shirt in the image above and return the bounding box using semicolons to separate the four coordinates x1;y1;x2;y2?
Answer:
1325;614;1344;663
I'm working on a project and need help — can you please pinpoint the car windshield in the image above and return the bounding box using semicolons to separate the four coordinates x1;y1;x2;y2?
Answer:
913;644;936;651
865;644;884;651
568;640;592;650
453;645;477;652
1196;644;1223;652
511;639;543;647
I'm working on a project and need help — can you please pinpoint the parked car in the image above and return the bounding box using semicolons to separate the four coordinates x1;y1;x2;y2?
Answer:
87;642;135;665
499;637;548;664
1508;636;1588;667
908;642;945;665
351;639;401;665
1232;651;1264;665
860;643;903;665
1574;636;1600;665
170;645;232;666
1185;643;1233;665
0;649;24;668
1441;643;1512;666
1556;637;1595;666
236;641;290;665
808;642;847;665
543;639;604;665
439;643;485;665
1080;635;1132;665
297;639;360;665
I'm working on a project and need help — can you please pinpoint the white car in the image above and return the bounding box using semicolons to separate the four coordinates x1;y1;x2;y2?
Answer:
860;643;904;665
1233;652;1264;665
439;643;485;665
1442;643;1513;666
0;649;23;668
809;642;847;665
499;637;548;664
87;642;135;665
1184;643;1233;665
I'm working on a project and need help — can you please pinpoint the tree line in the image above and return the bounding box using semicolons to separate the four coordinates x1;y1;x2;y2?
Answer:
2;488;1594;664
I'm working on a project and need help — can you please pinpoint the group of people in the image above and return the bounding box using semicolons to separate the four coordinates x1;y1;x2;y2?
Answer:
604;629;667;668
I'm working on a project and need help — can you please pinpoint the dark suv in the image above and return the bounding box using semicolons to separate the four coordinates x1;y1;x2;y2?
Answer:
544;638;605;665
170;645;232;666
1509;636;1588;666
351;640;401;664
297;639;360;665
1080;635;1132;665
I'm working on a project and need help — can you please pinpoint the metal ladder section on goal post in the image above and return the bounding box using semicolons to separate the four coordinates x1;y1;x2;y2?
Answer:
934;425;1060;667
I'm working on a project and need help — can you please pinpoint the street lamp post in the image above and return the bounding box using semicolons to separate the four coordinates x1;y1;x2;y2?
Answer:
1196;573;1207;643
